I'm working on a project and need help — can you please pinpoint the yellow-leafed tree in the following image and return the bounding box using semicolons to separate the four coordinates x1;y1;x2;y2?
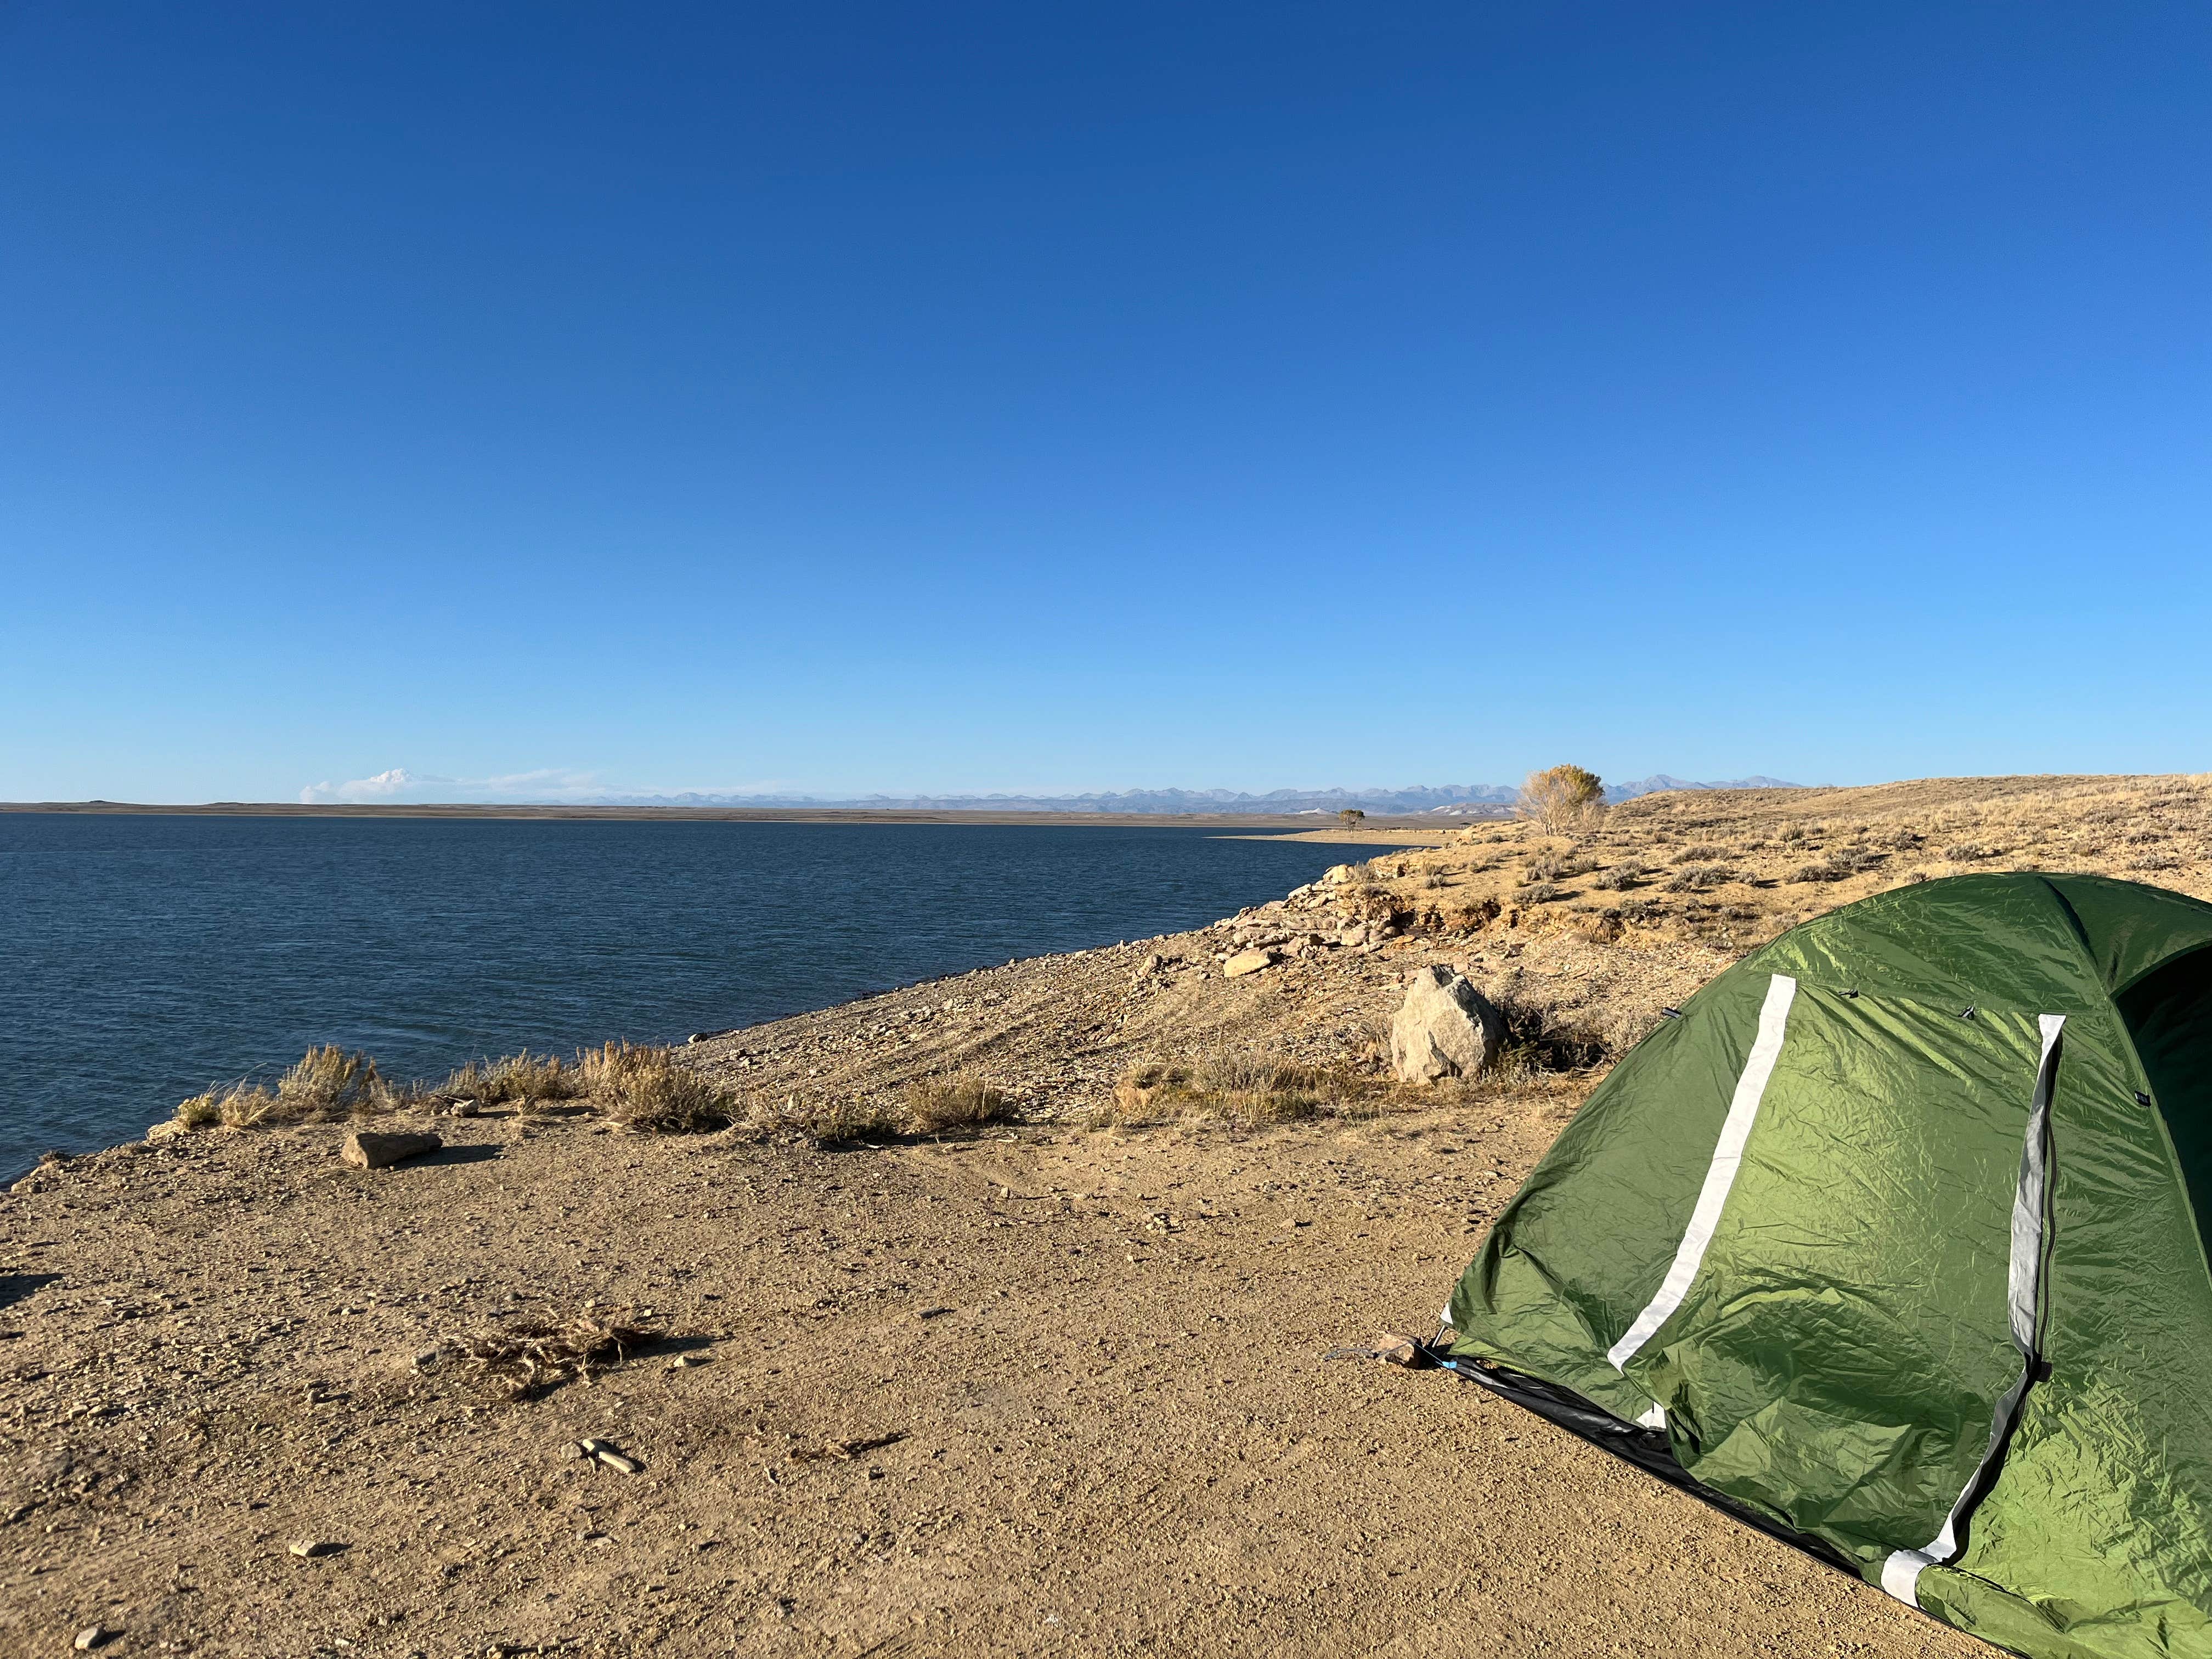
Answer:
1518;765;1605;832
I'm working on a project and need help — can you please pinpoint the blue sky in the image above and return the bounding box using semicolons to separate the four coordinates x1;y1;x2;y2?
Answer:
5;3;2210;803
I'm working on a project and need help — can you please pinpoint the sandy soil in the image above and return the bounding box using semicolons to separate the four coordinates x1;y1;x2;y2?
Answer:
1;1099;1972;1658
17;771;2202;1657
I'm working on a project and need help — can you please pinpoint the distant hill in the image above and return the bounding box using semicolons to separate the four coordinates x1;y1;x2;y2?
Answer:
591;776;1803;816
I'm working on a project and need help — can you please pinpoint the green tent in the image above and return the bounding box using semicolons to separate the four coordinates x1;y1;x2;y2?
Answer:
1445;873;2212;1658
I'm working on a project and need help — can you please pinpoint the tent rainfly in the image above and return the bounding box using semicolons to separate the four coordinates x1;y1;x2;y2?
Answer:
1446;873;2212;1659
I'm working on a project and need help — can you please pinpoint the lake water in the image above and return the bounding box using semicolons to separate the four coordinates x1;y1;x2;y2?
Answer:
0;814;1361;1177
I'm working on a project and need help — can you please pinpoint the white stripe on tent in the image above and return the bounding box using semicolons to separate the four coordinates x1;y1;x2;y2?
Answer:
1606;973;1797;1373
1881;1012;2065;1610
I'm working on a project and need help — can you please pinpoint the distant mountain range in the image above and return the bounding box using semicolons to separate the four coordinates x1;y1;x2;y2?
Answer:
586;775;1802;816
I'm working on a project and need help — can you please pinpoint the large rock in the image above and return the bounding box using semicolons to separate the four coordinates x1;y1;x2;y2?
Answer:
342;1130;443;1169
1222;948;1279;978
1389;967;1504;1084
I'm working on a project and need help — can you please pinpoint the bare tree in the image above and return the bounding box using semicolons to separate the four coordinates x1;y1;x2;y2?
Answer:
1518;765;1606;832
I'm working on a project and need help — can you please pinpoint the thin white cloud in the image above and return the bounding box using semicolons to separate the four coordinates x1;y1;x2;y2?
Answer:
296;766;797;805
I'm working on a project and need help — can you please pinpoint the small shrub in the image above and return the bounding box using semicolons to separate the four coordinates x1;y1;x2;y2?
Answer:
174;1089;227;1130
580;1042;735;1133
1617;897;1665;924
2132;854;2182;872
906;1074;1012;1133
1671;844;1725;865
794;1097;904;1145
1945;843;1993;862
1788;861;1851;884
1666;865;1734;892
1520;881;1563;904
277;1046;390;1118
441;1051;579;1106
1780;824;1806;843
1590;862;1647;891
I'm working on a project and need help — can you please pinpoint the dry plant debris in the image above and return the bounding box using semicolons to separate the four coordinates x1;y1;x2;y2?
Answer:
447;1310;657;1398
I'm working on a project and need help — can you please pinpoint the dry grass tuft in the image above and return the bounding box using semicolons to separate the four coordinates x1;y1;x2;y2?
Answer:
906;1074;1013;1133
172;1046;398;1131
448;1310;654;1398
278;1046;390;1116
439;1052;578;1106
1099;1055;1358;1130
768;1095;905;1146
579;1042;735;1133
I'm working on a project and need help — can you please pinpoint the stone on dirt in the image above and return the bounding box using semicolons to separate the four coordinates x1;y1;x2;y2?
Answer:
1369;1333;1428;1367
74;1628;112;1652
341;1130;443;1170
1222;948;1277;979
1389;966;1504;1084
288;1539;341;1558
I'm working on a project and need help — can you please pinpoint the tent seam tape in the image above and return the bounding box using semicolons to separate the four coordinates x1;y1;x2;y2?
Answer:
1606;973;1797;1374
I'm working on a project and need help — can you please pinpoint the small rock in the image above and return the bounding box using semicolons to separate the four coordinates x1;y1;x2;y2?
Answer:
146;1120;187;1142
915;1307;953;1321
341;1130;443;1170
411;1345;442;1371
1369;1333;1429;1367
1222;948;1278;979
672;1352;712;1365
74;1628;111;1652
289;1538;342;1558
594;1449;642;1475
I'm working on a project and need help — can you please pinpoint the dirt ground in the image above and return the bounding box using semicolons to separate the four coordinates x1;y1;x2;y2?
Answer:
17;770;2202;1657
0;1103;1977;1658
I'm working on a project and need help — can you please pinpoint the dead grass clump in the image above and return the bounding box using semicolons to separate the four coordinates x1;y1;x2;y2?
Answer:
172;1082;277;1129
440;1051;578;1105
1671;844;1726;864
1945;842;1994;862
906;1074;1013;1133
1101;1056;1352;1130
789;1096;904;1146
1666;864;1735;892
2132;854;2182;872
173;1047;398;1131
449;1310;653;1399
277;1046;391;1118
1788;860;1852;884
579;1042;735;1132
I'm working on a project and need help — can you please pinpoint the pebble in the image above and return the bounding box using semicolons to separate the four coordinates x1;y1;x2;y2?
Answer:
288;1538;341;1558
